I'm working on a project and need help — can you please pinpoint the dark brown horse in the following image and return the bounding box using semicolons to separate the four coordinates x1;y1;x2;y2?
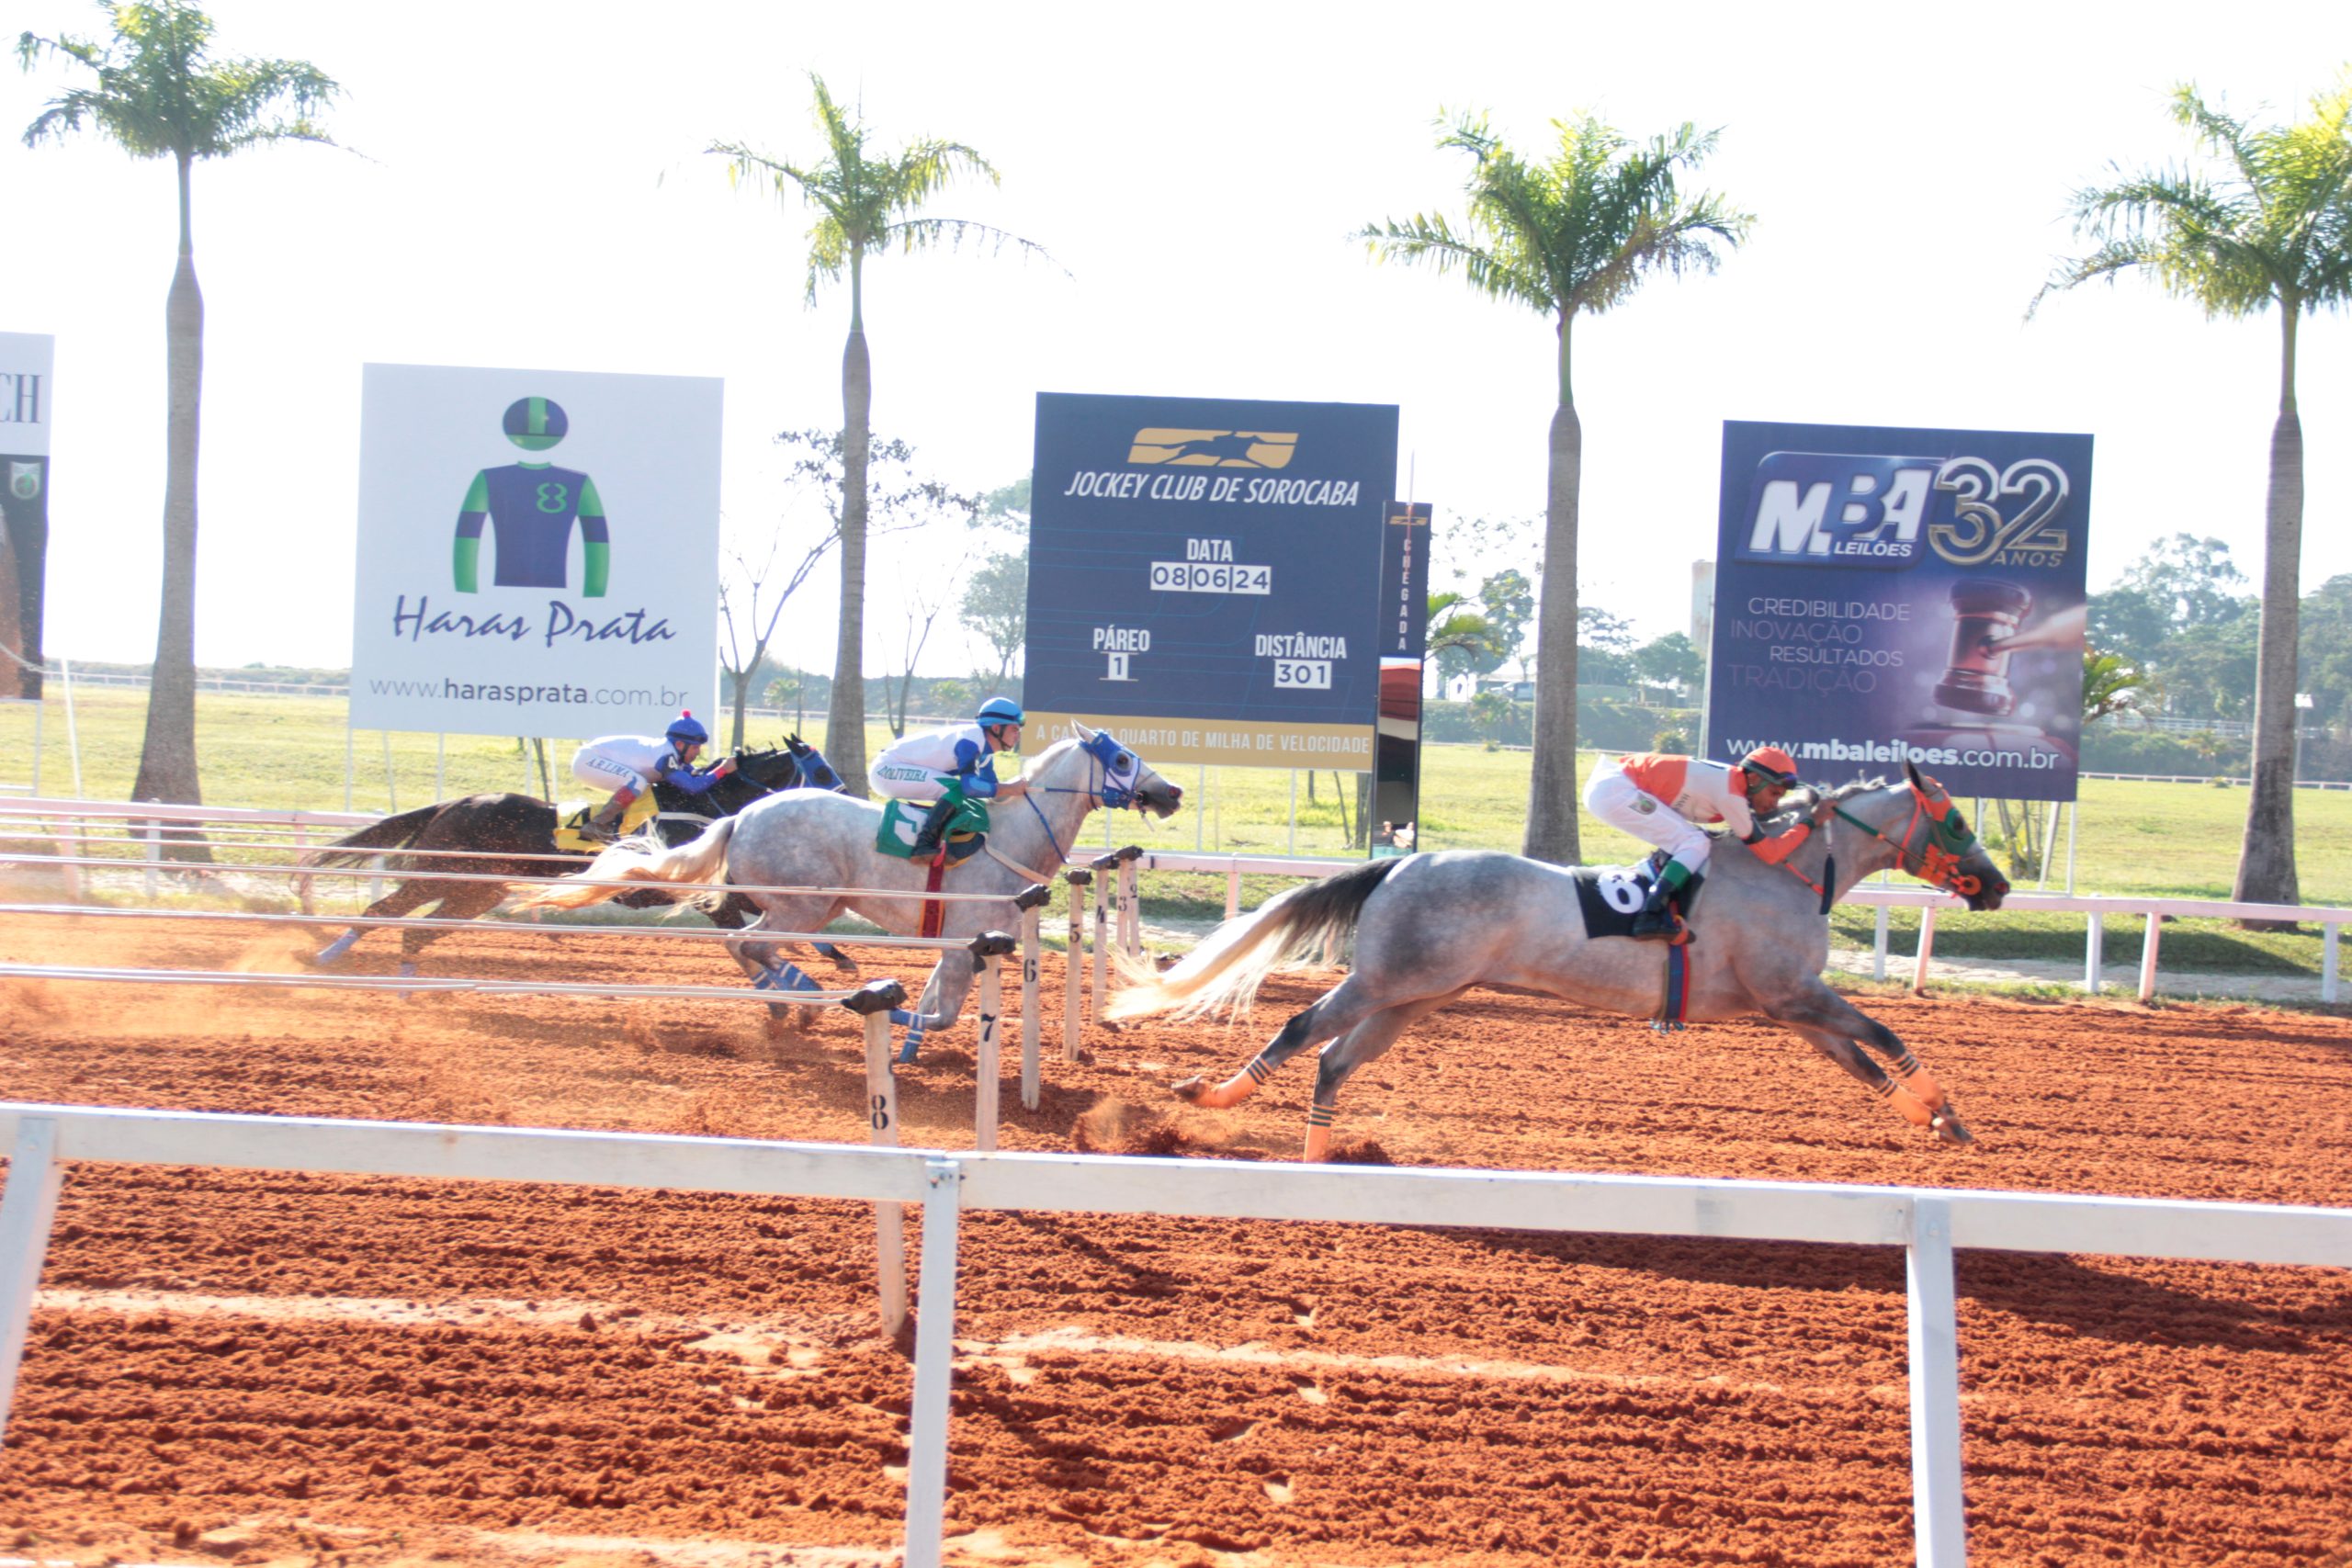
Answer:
302;741;842;974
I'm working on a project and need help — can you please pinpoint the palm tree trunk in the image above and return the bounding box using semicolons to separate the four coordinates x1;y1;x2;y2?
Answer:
133;151;205;827
1523;320;1582;864
826;284;872;795
2233;306;2302;913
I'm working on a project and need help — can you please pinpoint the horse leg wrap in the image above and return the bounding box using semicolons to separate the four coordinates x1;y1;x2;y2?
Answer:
1304;1105;1335;1163
889;1008;927;1065
1189;1055;1272;1111
752;962;818;994
313;928;361;967
1889;1050;1948;1111
1871;1076;1937;1128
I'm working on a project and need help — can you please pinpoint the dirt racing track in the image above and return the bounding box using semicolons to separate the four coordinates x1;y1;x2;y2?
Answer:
1;910;2349;1567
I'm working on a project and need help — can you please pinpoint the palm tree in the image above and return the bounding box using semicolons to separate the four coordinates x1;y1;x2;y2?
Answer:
1425;590;1499;693
713;74;1049;795
2034;76;2352;909
17;2;339;808
1361;112;1749;863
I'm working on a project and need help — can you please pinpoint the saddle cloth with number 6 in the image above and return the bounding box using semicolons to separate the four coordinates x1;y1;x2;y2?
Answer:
1571;852;1707;939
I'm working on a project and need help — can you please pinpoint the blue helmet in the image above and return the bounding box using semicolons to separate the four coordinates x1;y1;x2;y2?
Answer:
665;711;708;746
975;696;1024;727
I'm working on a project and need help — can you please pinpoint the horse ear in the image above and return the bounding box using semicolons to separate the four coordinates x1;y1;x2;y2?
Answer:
1072;720;1096;741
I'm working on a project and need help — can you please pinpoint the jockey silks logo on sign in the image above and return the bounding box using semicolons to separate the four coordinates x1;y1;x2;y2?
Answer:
351;363;723;739
1705;420;2093;804
1026;391;1397;771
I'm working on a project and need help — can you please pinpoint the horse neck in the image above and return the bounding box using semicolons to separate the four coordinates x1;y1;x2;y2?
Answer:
1822;797;1908;899
1007;749;1099;870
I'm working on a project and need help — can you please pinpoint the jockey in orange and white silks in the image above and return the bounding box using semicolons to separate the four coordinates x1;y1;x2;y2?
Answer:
871;695;1031;857
1583;745;1825;941
570;711;734;841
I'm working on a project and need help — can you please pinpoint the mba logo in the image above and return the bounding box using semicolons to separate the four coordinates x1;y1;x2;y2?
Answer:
1127;428;1299;469
1737;452;1937;570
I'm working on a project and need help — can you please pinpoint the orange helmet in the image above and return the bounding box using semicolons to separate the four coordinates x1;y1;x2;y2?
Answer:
1739;746;1800;788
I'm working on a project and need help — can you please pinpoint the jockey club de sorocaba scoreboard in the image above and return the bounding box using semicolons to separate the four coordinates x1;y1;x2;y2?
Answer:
1023;392;1401;772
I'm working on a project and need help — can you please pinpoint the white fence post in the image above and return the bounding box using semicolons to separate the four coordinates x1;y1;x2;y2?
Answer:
1089;854;1116;1025
141;816;160;900
2325;923;2340;1006
1225;864;1241;920
1063;870;1090;1064
1119;855;1140;958
846;982;910;1337
1873;904;1890;983
1906;1196;1967;1566
969;934;1014;1153
2084;913;2105;996
901;1156;965;1568
0;1116;64;1448
2138;909;2162;1004
1021;905;1042;1111
1912;907;1938;996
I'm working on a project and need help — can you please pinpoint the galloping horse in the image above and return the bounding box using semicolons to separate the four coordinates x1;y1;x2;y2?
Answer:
522;726;1183;1048
1110;762;2010;1159
302;743;820;973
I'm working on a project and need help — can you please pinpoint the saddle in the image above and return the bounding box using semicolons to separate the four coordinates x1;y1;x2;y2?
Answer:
874;794;990;866
551;790;661;853
1569;851;1707;942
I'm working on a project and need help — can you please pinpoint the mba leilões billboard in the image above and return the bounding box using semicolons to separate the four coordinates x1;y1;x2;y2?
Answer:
1704;421;2093;802
350;363;722;738
1023;391;1396;770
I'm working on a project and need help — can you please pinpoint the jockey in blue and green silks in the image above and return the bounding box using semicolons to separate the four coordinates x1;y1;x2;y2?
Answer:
870;695;1030;859
570;711;734;841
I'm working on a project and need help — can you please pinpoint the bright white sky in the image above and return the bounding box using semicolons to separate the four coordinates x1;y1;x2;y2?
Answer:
4;1;2348;679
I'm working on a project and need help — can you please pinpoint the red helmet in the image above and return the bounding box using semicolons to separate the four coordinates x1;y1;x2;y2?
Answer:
1740;746;1800;788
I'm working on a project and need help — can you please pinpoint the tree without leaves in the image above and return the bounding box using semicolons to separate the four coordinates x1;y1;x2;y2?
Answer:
2034;73;2352;909
713;74;1055;795
1360;111;1749;863
17;2;340;816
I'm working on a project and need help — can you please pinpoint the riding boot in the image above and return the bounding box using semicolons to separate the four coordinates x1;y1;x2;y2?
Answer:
1628;880;1679;942
583;785;637;843
907;797;956;859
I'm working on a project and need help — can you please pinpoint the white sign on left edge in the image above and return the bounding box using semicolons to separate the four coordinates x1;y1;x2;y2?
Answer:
350;363;722;739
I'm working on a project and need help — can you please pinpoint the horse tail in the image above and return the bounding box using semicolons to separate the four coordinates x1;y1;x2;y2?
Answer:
304;804;447;870
1108;856;1408;1022
518;816;741;910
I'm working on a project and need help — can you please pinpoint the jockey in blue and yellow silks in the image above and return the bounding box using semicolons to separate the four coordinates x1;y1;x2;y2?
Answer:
870;695;1030;858
570;711;734;842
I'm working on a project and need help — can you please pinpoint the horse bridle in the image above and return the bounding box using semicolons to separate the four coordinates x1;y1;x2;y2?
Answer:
1832;793;1989;898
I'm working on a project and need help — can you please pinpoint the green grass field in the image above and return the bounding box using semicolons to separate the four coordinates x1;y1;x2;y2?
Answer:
6;686;2347;980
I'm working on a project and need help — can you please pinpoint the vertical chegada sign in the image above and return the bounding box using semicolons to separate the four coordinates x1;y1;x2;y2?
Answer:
1023;391;1398;771
1373;501;1431;854
350;363;723;739
1704;420;2094;802
0;333;54;702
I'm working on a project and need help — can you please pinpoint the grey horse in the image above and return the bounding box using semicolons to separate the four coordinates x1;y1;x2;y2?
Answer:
520;726;1183;1051
1109;763;2009;1160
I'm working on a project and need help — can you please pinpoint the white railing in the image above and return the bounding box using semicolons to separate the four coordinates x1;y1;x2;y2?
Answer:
2;1101;2346;1568
6;800;2343;1003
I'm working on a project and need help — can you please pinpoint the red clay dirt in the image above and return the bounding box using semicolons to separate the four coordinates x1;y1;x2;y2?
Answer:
0;911;2348;1567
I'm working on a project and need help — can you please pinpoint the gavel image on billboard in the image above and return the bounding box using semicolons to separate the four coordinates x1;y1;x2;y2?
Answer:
1931;581;2087;716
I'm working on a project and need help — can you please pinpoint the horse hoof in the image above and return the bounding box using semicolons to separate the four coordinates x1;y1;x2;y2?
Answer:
1932;1108;1974;1146
1170;1075;1208;1104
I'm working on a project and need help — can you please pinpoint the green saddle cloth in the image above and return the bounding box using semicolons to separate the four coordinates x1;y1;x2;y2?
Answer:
875;791;991;859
